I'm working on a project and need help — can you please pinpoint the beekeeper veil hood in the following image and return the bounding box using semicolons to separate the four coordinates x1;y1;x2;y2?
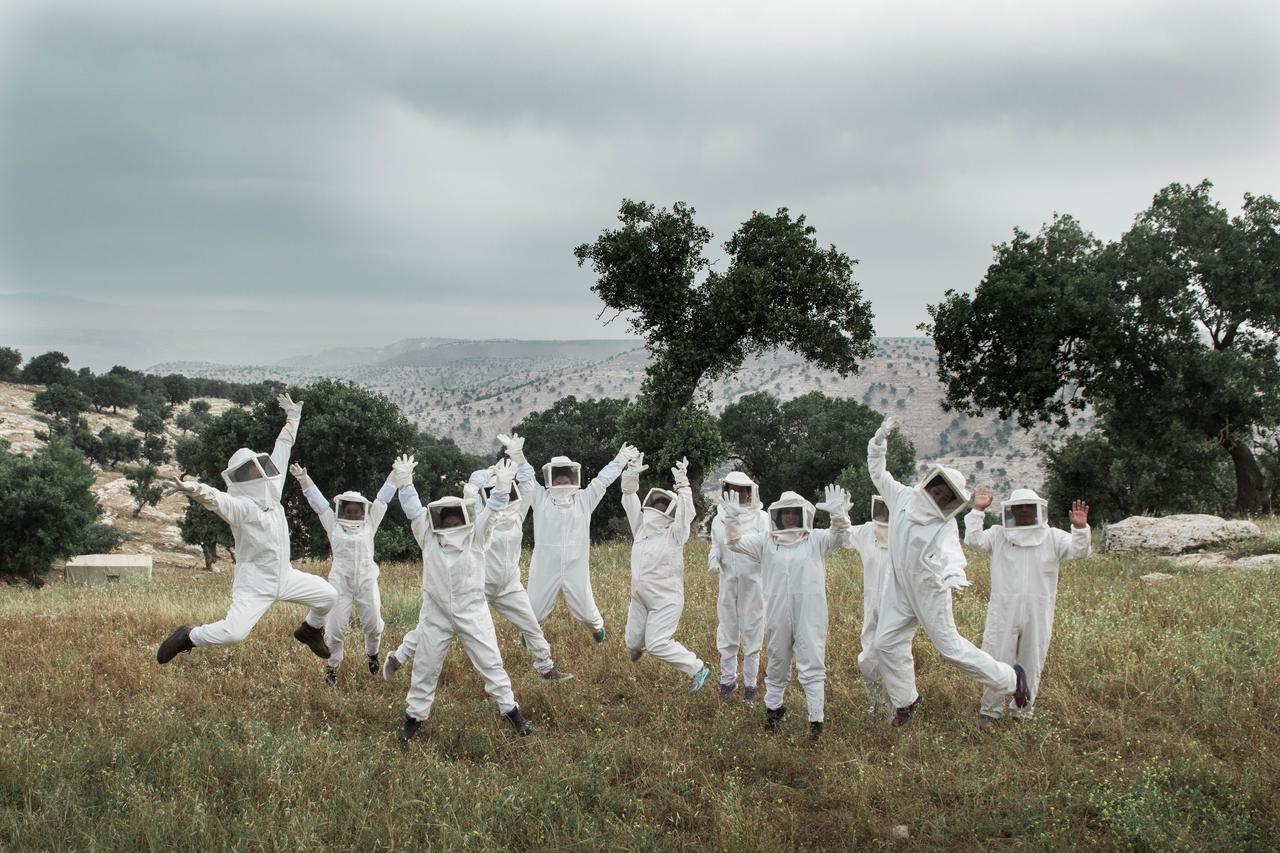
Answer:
871;494;889;546
1002;487;1049;547
909;465;970;524
428;496;474;552
641;487;677;530
334;491;370;532
222;447;282;508
720;471;761;517
768;491;815;545
542;456;581;504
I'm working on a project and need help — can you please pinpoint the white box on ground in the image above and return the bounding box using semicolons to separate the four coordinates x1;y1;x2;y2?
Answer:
64;554;153;585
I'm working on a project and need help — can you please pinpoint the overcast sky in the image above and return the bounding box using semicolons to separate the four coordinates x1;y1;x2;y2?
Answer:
1;0;1277;369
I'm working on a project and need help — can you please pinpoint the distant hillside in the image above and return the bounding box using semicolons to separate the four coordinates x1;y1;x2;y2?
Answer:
150;336;1092;493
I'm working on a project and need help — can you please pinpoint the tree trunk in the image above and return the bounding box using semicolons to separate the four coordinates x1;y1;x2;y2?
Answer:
1223;438;1267;514
201;543;218;571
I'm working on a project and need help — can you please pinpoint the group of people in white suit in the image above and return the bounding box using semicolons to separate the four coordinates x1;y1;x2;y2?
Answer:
155;397;1091;742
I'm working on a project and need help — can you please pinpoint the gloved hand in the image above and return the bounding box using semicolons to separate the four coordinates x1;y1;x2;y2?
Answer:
720;494;743;543
492;458;516;494
620;452;648;495
708;556;722;574
816;484;850;517
671;457;690;490
497;432;527;466
941;575;972;594
277;392;303;421
288;463;314;492
972;487;994;512
390;454;417;487
613;442;639;465
164;477;199;499
873;414;898;448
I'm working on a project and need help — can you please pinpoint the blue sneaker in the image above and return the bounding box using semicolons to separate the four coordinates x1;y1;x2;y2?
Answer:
690;666;713;694
592;626;606;644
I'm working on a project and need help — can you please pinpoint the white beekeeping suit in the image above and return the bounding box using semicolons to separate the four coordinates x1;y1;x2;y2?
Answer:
157;394;337;664
965;488;1091;727
621;455;712;692
708;471;768;702
505;434;637;642
382;453;573;683
866;415;1029;727
289;462;396;681
393;456;532;742
845;495;899;710
726;485;852;739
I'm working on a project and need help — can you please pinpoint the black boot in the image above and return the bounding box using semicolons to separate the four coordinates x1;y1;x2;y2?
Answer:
764;705;787;731
323;667;337;685
891;695;923;728
156;625;194;664
293;621;331;659
367;654;380;675
397;714;422;743
504;706;534;736
810;721;824;741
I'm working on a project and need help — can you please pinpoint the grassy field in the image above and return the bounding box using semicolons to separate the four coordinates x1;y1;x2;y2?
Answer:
3;531;1280;851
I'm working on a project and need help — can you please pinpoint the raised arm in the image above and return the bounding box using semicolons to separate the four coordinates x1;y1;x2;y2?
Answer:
670;459;696;547
289;464;335;534
165;477;251;526
1057;500;1092;561
499;432;544;509
721;495;766;561
814;484;853;557
584;442;637;512
474;460;515;545
619;452;648;537
963;488;996;553
867;415;910;509
267;393;303;504
368;472;397;534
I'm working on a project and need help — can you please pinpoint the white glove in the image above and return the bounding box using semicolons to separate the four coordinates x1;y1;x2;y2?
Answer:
621;452;648;495
288;463;314;492
941;575;972;594
816;484;850;517
614;442;639;465
497;432;527;466
708;556;722;574
277;392;303;421
873;414;897;447
671;456;690;490
390;454;417;487
492;458;516;494
164;477;199;499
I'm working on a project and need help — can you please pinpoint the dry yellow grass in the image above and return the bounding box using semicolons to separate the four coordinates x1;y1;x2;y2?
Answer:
3;536;1279;850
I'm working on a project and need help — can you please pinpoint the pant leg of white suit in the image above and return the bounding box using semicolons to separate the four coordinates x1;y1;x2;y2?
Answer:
624;595;647;654
450;599;518;713
526;558;560;625
900;568;1017;702
191;568;335;647
763;598;794;712
323;575;356;669
643;594;702;678
792;594;829;722
392;612;421;664
872;563;924;710
355;575;385;658
488;574;555;674
858;590;887;707
404;605;452;722
716;572;742;686
560;562;604;631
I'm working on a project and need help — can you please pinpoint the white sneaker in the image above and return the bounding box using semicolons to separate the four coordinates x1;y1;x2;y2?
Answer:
381;654;403;681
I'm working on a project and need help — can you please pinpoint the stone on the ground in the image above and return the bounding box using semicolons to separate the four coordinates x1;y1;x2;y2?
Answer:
1234;554;1280;571
1140;572;1174;584
1104;515;1261;555
891;825;910;841
64;554;153;585
1167;553;1232;570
